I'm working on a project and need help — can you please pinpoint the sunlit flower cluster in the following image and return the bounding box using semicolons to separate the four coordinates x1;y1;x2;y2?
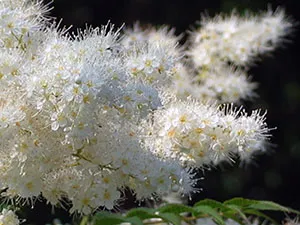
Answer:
0;0;291;215
144;101;269;167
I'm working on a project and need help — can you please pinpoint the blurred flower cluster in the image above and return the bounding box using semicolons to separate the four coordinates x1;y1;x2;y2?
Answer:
0;0;292;219
0;208;19;225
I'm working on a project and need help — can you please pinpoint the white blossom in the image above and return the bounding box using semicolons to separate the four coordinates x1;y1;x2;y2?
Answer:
0;209;20;225
0;0;290;215
188;8;292;68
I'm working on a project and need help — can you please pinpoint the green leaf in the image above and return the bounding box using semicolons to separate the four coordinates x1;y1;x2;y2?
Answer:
126;208;183;225
224;198;300;214
93;211;144;225
194;199;225;210
93;218;125;225
222;198;300;224
248;201;300;214
224;197;255;208
194;199;245;223
194;205;225;225
126;207;155;220
92;211;128;225
158;203;195;214
125;216;144;225
90;199;300;225
157;212;182;225
221;211;245;225
225;204;249;222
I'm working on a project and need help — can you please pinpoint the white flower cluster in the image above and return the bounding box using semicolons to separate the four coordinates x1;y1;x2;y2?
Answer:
0;0;290;215
189;9;291;68
144;102;269;167
175;9;292;103
0;209;19;225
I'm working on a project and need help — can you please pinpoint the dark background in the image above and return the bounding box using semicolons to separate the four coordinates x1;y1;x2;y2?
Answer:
23;0;300;224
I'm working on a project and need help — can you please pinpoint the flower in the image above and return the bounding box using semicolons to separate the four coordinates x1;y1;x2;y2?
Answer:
0;209;20;225
143;100;270;166
188;8;292;69
0;0;290;215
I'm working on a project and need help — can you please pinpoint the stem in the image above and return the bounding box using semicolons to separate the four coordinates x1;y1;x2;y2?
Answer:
79;216;89;225
72;149;117;171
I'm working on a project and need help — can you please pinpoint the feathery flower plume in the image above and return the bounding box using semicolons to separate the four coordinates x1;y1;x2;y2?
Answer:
0;0;292;214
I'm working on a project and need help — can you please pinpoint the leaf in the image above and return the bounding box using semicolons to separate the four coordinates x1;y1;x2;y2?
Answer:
92;211;128;225
194;205;225;225
223;198;300;224
224;197;255;208
157;212;182;225
93;217;125;225
125;216;144;225
224;198;300;214
158;203;195;214
94;211;144;225
248;201;300;214
126;208;156;220
91;199;300;225
225;204;249;222
221;211;245;225
194;199;225;210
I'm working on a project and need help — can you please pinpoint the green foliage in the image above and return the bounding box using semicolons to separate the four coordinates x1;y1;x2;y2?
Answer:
86;198;300;225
